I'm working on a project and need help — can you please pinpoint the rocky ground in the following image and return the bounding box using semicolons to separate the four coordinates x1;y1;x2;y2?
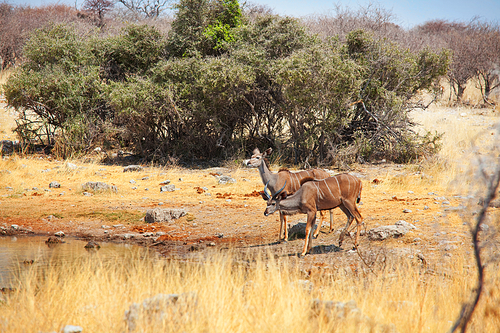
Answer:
1;100;499;274
0;159;479;274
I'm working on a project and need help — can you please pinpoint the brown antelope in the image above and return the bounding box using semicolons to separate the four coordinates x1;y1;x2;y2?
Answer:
262;173;363;257
244;147;333;241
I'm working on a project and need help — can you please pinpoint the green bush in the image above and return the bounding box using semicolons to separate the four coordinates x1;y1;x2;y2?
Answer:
2;8;449;165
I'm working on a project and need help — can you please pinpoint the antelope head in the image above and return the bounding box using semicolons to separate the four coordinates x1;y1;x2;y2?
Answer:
243;148;272;168
263;181;287;216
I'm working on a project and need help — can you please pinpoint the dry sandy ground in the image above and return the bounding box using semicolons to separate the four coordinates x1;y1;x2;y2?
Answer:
1;99;499;272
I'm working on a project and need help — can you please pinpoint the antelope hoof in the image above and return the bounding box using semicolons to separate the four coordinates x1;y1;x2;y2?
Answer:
298;252;307;258
328;228;334;234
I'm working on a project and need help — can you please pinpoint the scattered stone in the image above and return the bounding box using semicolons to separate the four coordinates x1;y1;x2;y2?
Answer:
216;175;236;185
11;224;19;230
82;181;118;193
423;206;429;210
444;244;458;251
293;280;314;293
145;208;187;223
480;224;489;231
124;293;197;333
66;163;78;170
368;220;416;241
83;192;93;196
0;140;19;154
45;236;62;244
54;231;65;237
311;299;366;320
141;176;150;180
84;241;100;249
123;165;143;172
403;209;412;213
207;242;216;247
160;185;175;192
49;181;61;188
61;325;83;333
130;180;137;184
444;205;466;212
160;180;171;185
121;234;136;240
189;244;202;251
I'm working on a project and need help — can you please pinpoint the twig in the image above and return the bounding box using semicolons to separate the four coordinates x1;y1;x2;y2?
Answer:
449;158;500;333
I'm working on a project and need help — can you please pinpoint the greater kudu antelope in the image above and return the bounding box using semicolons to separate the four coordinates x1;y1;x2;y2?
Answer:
244;148;333;241
262;173;363;257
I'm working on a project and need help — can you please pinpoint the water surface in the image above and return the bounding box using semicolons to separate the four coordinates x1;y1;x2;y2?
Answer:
0;236;139;288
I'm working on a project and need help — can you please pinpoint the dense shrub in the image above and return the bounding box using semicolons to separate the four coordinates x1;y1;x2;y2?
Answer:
2;2;450;165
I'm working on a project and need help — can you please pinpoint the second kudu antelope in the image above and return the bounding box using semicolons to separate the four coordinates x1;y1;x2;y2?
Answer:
244;148;333;241
262;173;363;257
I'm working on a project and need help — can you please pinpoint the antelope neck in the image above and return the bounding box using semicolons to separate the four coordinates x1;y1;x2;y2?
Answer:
258;160;279;191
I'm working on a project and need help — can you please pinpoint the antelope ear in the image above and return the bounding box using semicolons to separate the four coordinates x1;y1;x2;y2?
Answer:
264;148;272;156
252;148;260;154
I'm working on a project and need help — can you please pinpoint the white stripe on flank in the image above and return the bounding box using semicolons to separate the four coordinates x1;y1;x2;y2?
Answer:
313;181;325;200
324;179;335;199
334;176;340;196
347;175;351;196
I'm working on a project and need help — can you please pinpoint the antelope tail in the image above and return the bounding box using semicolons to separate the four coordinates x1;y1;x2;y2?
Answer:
357;182;363;204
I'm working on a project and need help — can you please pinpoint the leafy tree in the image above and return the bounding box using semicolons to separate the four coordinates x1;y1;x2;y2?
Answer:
341;30;449;163
3;24;109;155
167;0;242;57
96;24;167;81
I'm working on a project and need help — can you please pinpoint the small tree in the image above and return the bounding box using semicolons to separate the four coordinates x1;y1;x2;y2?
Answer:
82;0;114;28
117;0;171;19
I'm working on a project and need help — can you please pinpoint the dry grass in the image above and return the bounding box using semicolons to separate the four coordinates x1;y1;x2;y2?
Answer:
0;247;499;332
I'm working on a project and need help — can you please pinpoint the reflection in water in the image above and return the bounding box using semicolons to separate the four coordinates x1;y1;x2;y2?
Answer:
0;236;140;288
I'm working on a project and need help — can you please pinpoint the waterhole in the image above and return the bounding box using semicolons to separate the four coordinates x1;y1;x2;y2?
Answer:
0;236;142;288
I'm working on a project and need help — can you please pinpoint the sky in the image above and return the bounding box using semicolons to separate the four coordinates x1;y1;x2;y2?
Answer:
8;0;500;28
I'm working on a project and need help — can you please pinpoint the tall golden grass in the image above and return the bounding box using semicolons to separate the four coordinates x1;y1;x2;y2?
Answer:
0;246;499;332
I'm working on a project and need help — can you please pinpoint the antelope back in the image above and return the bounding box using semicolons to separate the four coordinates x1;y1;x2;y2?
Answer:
278;169;330;194
332;173;362;201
